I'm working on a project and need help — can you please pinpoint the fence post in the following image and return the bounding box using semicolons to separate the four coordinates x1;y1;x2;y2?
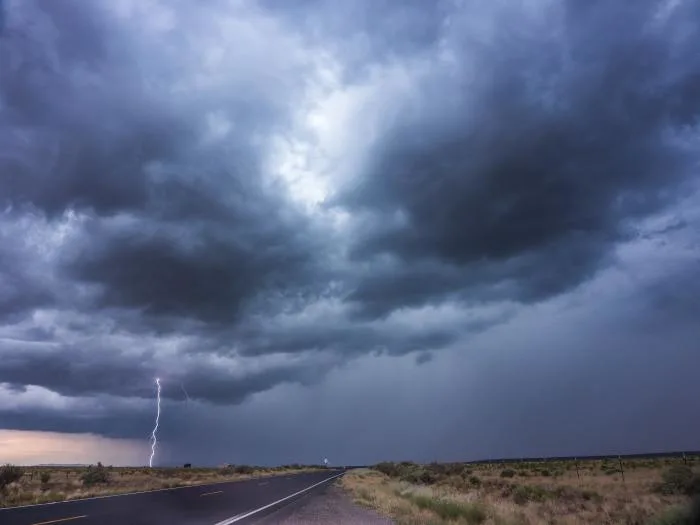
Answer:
575;458;580;483
683;453;687;466
618;456;625;484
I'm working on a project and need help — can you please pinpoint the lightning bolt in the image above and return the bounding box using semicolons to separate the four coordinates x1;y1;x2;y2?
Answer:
149;378;161;468
180;383;191;403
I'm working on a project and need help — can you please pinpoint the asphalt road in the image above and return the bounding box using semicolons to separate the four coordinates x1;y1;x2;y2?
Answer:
0;470;345;525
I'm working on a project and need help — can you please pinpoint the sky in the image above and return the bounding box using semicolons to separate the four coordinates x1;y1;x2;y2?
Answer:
0;0;699;467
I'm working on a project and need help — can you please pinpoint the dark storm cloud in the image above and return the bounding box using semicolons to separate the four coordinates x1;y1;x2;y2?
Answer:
415;352;433;365
0;334;336;406
0;411;142;439
0;0;334;420
336;0;700;317
0;0;304;218
0;2;187;216
1;0;321;327
63;208;315;325
1;0;700;465
0;211;55;321
0;256;52;322
345;238;615;318
260;0;449;75
0;340;157;399
0;0;6;34
220;312;464;358
179;358;336;405
0;394;158;440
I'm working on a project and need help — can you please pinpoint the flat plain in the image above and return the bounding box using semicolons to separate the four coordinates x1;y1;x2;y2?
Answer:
341;457;700;525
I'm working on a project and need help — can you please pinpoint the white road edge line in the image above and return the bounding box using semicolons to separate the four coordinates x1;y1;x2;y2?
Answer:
213;472;344;525
0;472;324;511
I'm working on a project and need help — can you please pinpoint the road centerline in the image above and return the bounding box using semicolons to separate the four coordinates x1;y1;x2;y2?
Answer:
0;472;306;511
200;491;224;497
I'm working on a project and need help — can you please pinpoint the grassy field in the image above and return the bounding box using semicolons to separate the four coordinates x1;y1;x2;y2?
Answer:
0;463;324;508
341;457;700;525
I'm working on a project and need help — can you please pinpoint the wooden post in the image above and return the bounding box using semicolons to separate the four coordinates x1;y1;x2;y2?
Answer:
618;456;625;483
683;453;687;466
575;458;580;483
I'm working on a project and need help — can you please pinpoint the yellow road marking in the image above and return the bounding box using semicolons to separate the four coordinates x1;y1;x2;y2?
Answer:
31;516;87;525
200;490;223;497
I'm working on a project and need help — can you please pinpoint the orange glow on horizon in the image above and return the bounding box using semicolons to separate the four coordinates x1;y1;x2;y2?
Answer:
0;430;147;466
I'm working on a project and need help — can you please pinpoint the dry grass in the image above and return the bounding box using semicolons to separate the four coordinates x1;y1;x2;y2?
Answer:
341;457;700;525
0;464;324;508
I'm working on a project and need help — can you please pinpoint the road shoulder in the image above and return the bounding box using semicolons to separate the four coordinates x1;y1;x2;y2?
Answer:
254;478;393;524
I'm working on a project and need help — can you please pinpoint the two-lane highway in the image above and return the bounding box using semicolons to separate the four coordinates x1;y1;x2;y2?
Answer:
0;470;345;525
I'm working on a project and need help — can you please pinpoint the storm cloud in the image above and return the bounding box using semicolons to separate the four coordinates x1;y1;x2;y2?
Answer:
1;0;699;465
337;0;700;315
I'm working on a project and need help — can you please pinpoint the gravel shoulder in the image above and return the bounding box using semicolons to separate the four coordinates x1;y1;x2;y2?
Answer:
255;480;394;525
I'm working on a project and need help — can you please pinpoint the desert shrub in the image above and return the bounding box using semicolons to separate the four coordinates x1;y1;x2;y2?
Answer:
429;462;466;477
81;463;110;486
408;494;488;524
356;487;376;505
447;463;467;477
512;484;550;505
539;469;551;477
468;475;482;487
656;466;697;495
581;489;603;502
374;462;439;485
400;467;437;485
40;472;51;485
220;464;257;475
500;469;516;478
0;464;24;490
688;475;700;495
647;505;694;525
427;462;442;474
549;486;602;503
512;486;529;506
374;462;401;477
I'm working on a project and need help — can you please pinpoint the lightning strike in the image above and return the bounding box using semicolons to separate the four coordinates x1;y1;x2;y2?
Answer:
181;383;191;403
149;377;161;468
